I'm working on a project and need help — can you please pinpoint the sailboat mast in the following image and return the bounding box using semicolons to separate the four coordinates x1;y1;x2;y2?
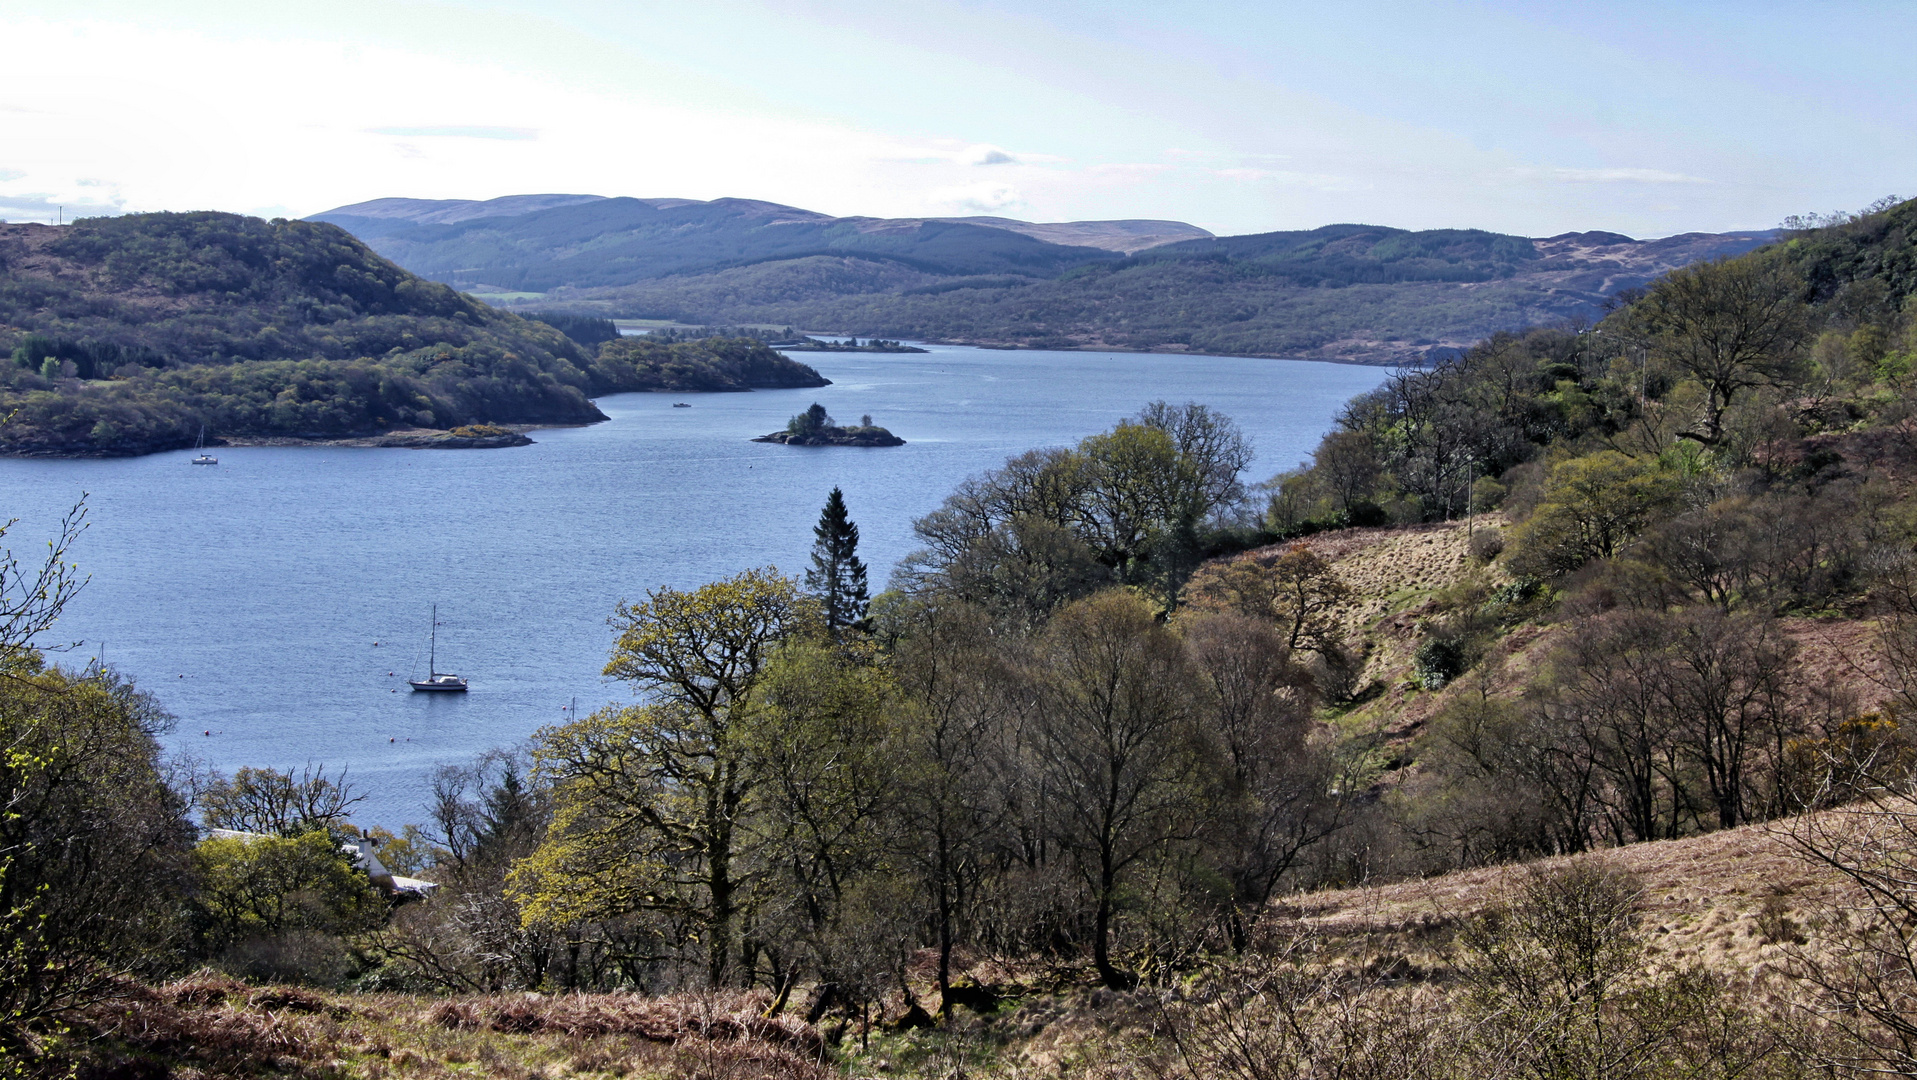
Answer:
429;604;437;677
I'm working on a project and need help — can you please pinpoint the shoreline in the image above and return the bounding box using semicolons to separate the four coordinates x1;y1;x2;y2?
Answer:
933;339;1434;367
215;423;570;450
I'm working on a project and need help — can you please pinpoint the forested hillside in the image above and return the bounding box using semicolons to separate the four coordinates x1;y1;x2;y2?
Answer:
314;193;1774;363
561;224;1775;363
0;213;824;455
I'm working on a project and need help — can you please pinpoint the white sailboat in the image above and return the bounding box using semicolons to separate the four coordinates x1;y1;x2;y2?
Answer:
408;605;468;692
192;425;218;465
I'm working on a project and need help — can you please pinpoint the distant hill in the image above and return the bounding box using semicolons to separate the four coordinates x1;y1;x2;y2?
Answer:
540;224;1776;364
321;194;610;230
313;195;1775;364
926;216;1212;254
308;197;1171;294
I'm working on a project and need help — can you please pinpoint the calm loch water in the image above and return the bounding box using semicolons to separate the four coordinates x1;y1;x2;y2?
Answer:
0;345;1388;826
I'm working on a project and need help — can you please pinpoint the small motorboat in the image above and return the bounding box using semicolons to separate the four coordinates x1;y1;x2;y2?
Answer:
672;402;692;408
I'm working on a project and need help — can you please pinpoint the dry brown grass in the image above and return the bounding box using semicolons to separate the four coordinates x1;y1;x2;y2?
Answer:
1272;810;1860;988
69;981;832;1080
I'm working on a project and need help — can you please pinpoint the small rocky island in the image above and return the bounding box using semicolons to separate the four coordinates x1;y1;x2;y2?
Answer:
373;424;532;449
779;336;927;354
753;403;904;447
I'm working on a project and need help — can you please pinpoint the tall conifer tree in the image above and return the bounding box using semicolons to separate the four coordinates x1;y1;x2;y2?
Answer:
806;486;869;630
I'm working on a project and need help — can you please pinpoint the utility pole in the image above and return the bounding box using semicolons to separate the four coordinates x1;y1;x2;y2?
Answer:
1466;480;1474;553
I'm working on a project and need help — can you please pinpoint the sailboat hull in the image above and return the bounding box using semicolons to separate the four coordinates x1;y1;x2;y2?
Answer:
409;676;468;692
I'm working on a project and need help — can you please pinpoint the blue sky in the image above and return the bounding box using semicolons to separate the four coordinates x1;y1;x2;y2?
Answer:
1;0;1910;237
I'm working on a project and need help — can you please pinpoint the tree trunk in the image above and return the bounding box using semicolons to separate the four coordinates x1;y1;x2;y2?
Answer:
1092;857;1132;989
935;863;955;1013
708;793;734;987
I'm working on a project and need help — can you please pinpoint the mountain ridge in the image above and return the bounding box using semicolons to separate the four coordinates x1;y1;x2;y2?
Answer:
311;194;1777;364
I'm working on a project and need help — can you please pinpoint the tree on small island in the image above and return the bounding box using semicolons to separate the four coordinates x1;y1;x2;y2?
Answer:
805;487;870;631
787;402;834;436
756;402;904;446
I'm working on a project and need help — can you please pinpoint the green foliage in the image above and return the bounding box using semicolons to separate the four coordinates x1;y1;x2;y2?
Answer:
1780;195;1917;303
192;830;384;951
1629;253;1813;444
514;569;821;985
788;402;832;435
806;487;870;631
1507;451;1682;577
522;310;620;348
592;335;826;393
903;402;1255;619
1413;635;1467;690
0;658;194;1057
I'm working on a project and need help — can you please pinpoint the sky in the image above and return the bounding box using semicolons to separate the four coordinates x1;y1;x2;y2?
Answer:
2;0;1912;239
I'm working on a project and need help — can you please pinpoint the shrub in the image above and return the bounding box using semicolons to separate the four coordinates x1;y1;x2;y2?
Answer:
1413;635;1467;689
1468;526;1504;562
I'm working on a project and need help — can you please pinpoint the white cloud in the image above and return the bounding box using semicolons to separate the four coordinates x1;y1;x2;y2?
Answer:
1213;166;1356;190
0;18;998;218
1085;163;1173;179
962;144;1018;166
1518;167;1716;185
366;126;541;140
929;182;1024;212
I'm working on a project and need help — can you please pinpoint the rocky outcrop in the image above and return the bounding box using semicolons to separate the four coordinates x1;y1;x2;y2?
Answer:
752;426;904;447
373;428;532;449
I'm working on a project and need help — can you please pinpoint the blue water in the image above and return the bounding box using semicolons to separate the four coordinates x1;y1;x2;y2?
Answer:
0;345;1387;827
